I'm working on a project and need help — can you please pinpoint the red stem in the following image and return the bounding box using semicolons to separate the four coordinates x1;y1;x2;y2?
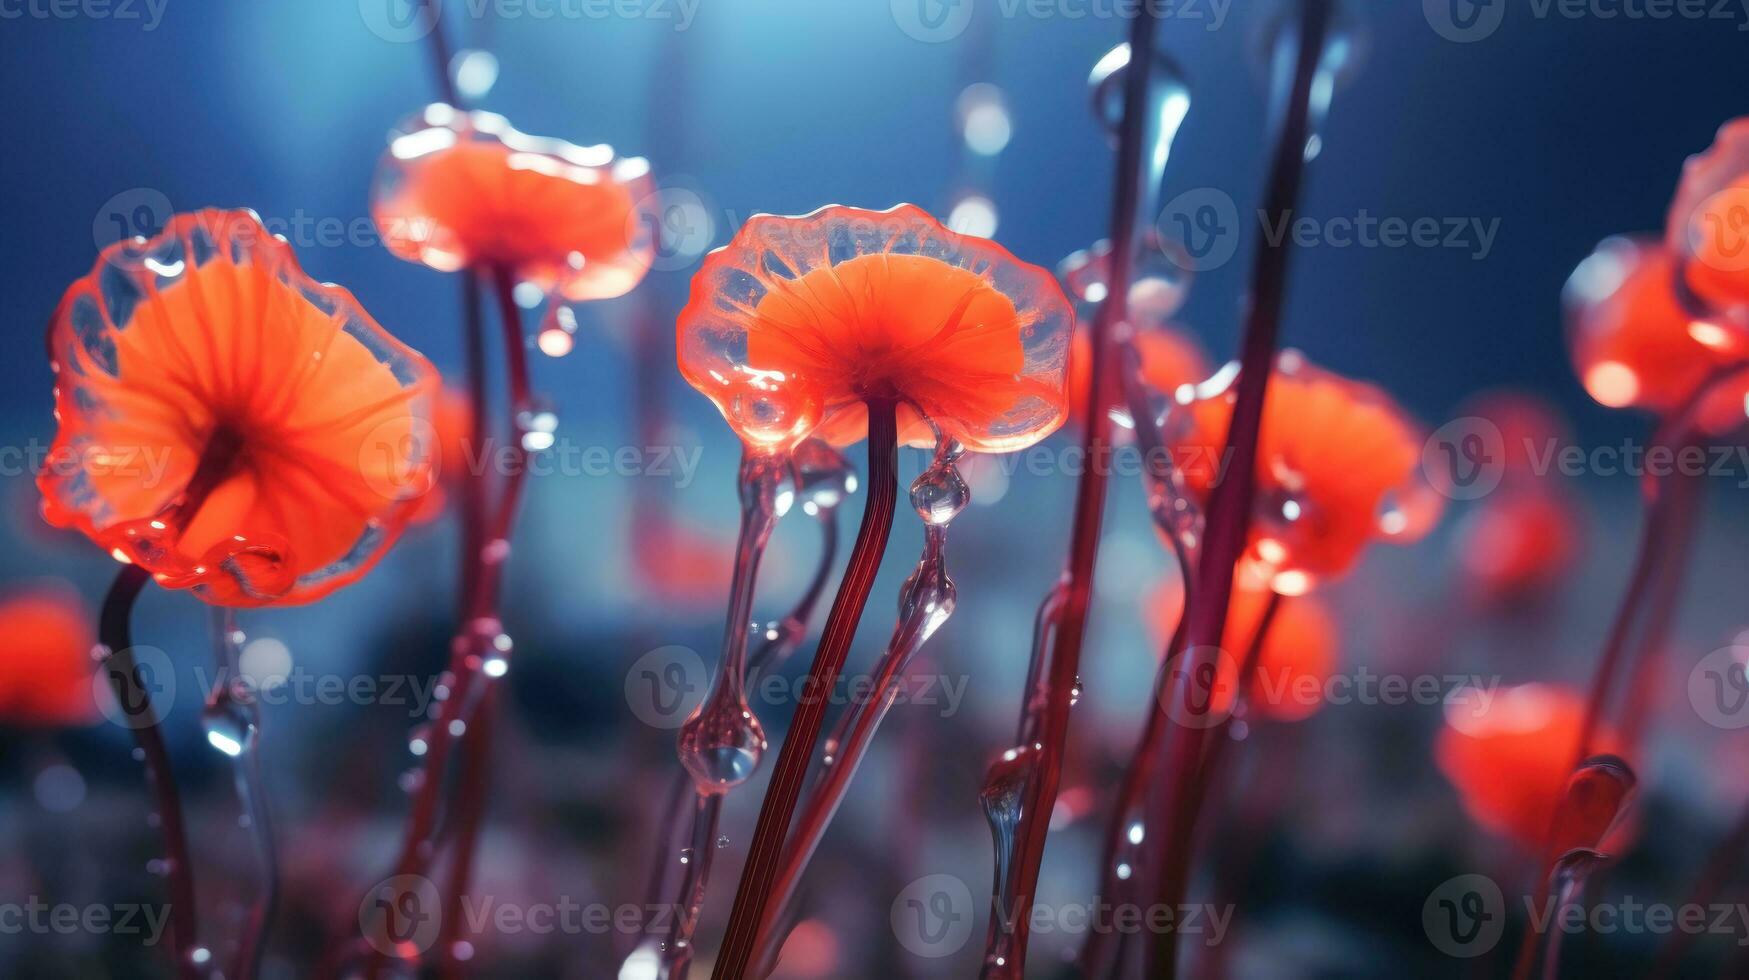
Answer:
983;12;1163;976
437;266;532;966
1078;553;1194;977
99;564;199;980
711;399;900;979
1149;4;1330;975
372;265;530;976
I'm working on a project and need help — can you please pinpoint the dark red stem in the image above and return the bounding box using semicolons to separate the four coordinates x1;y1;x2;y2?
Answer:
986;10;1163;975
371;265;530;978
99;564;199;980
711;399;900;979
98;431;246;979
1149;3;1331;975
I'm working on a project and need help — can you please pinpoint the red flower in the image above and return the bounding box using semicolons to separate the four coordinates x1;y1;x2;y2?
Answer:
1436;683;1622;849
0;587;96;727
1457;492;1579;603
1164;352;1441;595
373;104;657;301
40;210;440;606
1666;117;1749;320
1566;236;1749;426
677;204;1073;452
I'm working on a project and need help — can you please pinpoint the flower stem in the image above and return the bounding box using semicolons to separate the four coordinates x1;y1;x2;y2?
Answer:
980;11;1163;977
98;562;200;980
632;500;841;971
711;399;900;979
1148;3;1331;976
752;450;960;968
658;447;786;980
374;265;531;976
207;607;278;980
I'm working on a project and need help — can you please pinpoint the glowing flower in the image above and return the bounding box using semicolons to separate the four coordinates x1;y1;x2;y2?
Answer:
0;587;96;727
1666;117;1749;318
1163;352;1441;595
1566;236;1749;425
40;209;439;606
1146;578;1337;722
372;104;656;301
676;204;1073;452
1457;492;1579;603
1436;683;1623;849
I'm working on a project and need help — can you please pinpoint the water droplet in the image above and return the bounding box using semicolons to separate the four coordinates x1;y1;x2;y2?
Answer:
537;304;578;357
788;439;856;515
715;835;729;849
451;49;499;100
201;697;254;758
910;461;970;525
677;686;767;791
1069;676;1084;707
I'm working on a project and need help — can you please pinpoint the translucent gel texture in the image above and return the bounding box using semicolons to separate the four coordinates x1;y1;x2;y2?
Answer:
372;104;657;301
1164;352;1441;595
41;209;439;606
1436;683;1624;850
676;204;1073;452
1565;235;1749;428
1666;117;1749;318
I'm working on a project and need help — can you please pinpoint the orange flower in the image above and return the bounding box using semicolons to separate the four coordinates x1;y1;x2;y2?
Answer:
1164;352;1441;595
0;587;96;727
1145;577;1337;722
1457;491;1579;603
372;104;657;301
1666;117;1749;318
676;204;1072;452
40;210;439;606
1565;236;1749;426
1436;683;1622;850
